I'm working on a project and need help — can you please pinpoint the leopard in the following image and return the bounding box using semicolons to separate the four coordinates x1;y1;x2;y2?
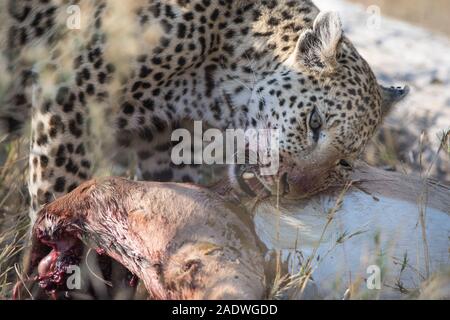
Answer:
0;0;408;220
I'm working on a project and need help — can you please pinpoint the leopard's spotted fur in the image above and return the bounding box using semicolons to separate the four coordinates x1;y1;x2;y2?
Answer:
0;0;407;219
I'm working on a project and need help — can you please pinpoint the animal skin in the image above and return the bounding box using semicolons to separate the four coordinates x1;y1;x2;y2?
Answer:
16;178;265;300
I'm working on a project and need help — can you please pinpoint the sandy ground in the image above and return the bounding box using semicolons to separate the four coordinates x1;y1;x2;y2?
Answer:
316;0;450;182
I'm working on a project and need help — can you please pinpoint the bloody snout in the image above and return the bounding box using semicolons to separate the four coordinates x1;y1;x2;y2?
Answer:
277;160;335;199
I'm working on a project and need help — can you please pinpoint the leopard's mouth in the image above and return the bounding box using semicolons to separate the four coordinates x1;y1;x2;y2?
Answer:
234;165;290;199
234;159;351;200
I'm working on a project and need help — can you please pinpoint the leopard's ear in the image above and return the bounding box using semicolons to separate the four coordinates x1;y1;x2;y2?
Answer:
291;12;343;75
379;85;410;117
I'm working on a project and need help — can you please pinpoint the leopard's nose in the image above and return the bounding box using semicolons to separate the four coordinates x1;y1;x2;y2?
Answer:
286;174;308;196
282;171;323;199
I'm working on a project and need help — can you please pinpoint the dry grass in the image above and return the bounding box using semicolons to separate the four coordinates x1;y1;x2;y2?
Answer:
0;138;30;299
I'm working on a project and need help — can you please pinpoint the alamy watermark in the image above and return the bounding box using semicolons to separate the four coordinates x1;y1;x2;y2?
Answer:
171;121;280;176
366;5;382;30
66;265;81;290
366;265;381;290
66;5;81;30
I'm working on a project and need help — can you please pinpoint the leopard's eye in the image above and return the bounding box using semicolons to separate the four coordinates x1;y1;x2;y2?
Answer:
309;107;322;141
309;107;322;130
339;159;352;168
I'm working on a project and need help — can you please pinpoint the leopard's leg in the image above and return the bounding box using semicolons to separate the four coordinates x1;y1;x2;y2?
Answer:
2;0;95;221
24;0;118;220
29;85;93;222
1;0;59;139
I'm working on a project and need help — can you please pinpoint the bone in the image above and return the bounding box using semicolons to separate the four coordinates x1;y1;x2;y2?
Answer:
242;172;256;180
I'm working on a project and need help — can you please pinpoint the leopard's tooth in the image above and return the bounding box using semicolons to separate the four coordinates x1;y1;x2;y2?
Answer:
242;172;255;180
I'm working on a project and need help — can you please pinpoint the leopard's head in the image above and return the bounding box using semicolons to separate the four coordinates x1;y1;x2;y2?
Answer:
231;12;409;199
